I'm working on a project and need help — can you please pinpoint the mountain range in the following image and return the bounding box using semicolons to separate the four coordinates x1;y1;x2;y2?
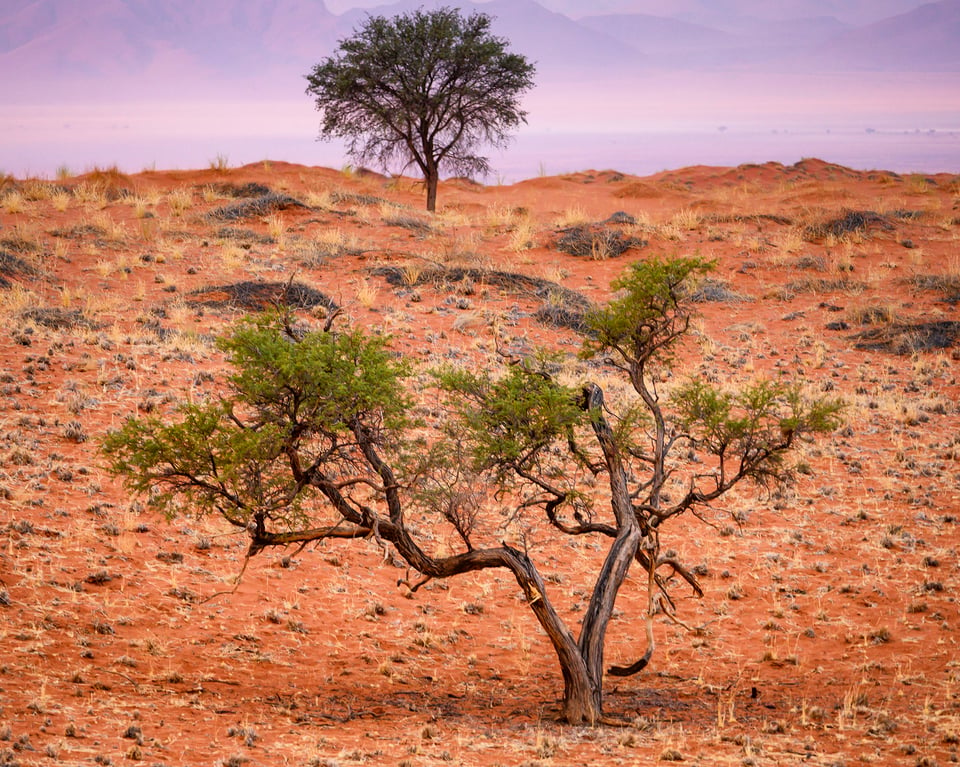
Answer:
540;0;934;25
1;0;958;102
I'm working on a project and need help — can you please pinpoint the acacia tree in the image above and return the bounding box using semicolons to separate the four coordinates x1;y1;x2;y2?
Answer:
102;257;841;724
305;7;535;212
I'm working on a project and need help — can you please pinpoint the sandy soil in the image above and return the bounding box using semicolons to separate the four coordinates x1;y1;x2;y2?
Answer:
1;159;959;766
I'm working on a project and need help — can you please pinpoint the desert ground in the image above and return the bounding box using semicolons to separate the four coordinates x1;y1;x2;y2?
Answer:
1;158;958;766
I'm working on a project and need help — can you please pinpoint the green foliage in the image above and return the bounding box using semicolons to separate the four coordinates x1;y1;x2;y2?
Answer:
219;313;413;437
582;255;715;367
673;377;844;486
305;7;535;210
101;402;291;524
436;357;583;474
102;313;413;527
676;379;842;448
575;254;842;515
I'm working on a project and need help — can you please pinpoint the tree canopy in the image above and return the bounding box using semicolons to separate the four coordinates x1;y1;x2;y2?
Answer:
102;257;842;724
305;7;536;211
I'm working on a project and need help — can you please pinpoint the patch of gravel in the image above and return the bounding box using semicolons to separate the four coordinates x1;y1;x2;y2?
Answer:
373;265;593;331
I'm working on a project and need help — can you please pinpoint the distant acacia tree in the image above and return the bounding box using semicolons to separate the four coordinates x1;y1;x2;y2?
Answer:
305;7;535;211
102;257;841;724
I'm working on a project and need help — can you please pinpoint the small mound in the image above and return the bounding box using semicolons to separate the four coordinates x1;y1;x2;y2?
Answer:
535;295;592;331
207;193;309;222
215;227;276;245
553;225;644;259
188;281;339;312
0;235;41;255
704;213;793;226
447;177;483;189
790;159;861;180
354;167;388;180
50;224;108;239
804;210;894;241
908;274;960;304
777;277;866;300
76;166;134;200
330;191;389;207
603;211;637;225
208;182;273;198
848;304;897;326
612;181;662;199
854;321;960;354
689;278;752;304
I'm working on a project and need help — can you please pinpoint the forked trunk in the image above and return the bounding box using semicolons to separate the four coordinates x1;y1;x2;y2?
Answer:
578;523;642;701
574;382;644;719
557;527;640;724
501;544;604;724
527;385;643;724
529;592;609;724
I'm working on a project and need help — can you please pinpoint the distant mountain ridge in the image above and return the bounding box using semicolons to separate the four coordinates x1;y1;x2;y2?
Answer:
545;0;932;25
1;0;339;84
814;0;960;70
1;0;957;101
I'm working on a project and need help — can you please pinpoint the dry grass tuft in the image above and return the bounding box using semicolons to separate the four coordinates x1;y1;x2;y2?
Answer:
188;281;339;312
553;224;644;259
802;210;894;242
908;273;960;303
207;192;306;222
854;320;960;354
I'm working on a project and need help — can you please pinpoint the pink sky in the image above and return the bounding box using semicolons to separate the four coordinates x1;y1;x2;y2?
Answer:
1;0;957;179
323;1;930;23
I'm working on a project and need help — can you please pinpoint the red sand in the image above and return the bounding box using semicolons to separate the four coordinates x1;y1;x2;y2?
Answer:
1;160;958;765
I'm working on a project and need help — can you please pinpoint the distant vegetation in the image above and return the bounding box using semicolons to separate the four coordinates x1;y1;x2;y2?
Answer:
305;7;535;211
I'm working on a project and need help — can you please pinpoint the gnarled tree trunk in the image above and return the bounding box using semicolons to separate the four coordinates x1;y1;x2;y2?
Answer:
575;383;643;719
500;545;604;724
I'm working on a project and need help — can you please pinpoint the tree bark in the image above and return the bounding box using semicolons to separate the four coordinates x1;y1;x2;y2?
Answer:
576;383;643;715
496;543;603;723
425;170;439;212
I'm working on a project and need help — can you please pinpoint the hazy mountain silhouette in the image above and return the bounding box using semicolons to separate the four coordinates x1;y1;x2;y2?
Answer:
1;0;956;103
550;0;932;26
812;0;960;70
578;1;960;71
0;0;338;98
327;0;933;25
334;0;648;81
576;13;839;69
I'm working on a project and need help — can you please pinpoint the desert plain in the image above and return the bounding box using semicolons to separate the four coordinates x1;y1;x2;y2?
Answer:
0;158;959;766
